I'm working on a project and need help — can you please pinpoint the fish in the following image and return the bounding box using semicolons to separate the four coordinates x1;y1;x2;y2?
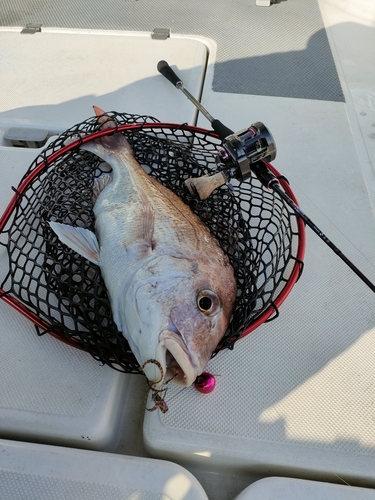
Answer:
49;106;237;388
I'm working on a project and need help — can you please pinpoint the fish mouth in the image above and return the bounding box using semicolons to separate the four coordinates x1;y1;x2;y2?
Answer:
155;329;198;387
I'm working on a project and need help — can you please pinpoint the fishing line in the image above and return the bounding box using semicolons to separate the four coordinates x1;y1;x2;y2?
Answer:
161;372;222;407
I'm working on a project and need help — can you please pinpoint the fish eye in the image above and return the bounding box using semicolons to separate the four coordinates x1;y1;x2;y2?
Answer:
198;296;212;311
197;290;220;315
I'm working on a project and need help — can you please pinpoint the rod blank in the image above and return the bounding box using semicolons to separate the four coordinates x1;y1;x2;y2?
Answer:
157;60;234;141
251;161;375;294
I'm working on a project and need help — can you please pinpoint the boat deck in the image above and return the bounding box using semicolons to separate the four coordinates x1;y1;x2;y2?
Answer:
1;1;375;498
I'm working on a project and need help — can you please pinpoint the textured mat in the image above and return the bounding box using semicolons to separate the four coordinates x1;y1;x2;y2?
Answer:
0;0;344;101
0;440;208;500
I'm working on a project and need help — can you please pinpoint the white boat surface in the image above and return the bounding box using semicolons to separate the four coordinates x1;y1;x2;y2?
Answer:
0;0;375;498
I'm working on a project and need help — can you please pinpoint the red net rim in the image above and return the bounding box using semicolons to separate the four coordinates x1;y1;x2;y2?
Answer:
0;121;306;357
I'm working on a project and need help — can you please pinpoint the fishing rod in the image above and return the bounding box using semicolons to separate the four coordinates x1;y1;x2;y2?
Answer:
157;60;276;197
157;60;375;294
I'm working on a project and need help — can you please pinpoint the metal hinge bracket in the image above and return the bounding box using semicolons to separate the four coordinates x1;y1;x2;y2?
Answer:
21;23;42;34
151;28;170;40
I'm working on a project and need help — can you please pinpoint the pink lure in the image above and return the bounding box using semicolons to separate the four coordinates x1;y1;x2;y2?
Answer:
194;372;216;394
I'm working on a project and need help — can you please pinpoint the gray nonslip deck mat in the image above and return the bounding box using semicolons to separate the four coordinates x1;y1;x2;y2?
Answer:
1;0;344;101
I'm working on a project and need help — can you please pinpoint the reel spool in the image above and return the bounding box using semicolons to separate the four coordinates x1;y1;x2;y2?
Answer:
0;112;305;374
184;122;277;201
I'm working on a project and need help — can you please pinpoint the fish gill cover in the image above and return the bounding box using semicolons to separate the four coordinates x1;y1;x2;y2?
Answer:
0;112;302;374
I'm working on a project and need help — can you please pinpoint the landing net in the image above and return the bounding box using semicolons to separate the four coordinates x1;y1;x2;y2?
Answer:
0;112;305;373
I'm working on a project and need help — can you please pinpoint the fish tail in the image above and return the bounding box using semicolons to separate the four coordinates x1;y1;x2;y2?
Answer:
81;106;134;156
93;105;117;131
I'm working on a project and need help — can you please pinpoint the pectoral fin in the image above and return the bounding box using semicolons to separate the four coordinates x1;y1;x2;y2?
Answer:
93;173;112;202
49;221;100;265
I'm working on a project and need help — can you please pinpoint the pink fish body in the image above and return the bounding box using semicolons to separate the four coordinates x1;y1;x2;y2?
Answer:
50;107;237;388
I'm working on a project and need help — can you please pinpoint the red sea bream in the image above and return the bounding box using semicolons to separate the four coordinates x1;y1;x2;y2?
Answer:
50;106;237;388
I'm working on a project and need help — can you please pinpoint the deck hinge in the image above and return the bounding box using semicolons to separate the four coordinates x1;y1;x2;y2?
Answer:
21;23;42;34
151;28;170;40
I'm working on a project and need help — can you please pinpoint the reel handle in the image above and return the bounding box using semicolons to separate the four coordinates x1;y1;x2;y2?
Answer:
185;172;228;200
157;60;181;87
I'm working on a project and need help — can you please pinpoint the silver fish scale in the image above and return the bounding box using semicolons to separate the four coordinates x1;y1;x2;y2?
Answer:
0;112;301;373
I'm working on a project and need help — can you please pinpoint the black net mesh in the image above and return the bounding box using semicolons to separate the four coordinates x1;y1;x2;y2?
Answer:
0;112;302;374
